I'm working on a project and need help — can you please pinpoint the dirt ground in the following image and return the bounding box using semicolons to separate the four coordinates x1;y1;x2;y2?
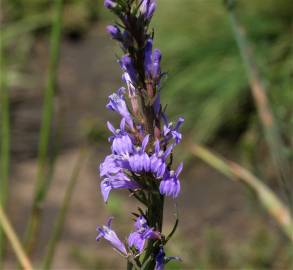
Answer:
4;24;285;269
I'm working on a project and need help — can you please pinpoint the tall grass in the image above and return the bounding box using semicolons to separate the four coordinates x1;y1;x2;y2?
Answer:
0;205;33;270
225;0;292;209
42;147;88;269
24;0;64;254
0;19;11;265
153;0;292;151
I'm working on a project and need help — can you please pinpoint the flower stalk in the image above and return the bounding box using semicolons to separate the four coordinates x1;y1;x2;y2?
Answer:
97;1;184;269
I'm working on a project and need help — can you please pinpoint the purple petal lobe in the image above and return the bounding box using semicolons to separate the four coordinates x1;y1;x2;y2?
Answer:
106;88;133;129
100;173;139;202
96;218;127;255
159;167;182;198
141;134;150;151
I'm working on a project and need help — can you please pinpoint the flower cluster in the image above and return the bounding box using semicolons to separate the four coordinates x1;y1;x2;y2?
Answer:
97;1;184;269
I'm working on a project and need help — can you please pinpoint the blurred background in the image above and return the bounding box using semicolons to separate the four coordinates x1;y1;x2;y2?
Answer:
1;0;292;269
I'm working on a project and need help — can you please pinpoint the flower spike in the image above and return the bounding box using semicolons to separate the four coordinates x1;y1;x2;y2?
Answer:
98;1;184;267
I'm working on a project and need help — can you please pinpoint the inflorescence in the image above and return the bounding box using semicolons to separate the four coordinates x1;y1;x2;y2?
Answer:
97;1;184;269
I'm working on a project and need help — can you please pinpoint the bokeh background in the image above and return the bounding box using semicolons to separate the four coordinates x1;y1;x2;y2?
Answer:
1;0;292;269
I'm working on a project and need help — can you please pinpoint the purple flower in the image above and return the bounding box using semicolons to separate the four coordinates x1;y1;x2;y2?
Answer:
144;40;162;81
155;246;165;270
104;0;117;9
128;135;150;173
160;163;183;198
149;141;173;178
128;216;159;253
107;120;133;155
128;232;144;253
163;116;184;144
101;0;184;264
106;87;133;129
140;0;156;20
134;214;148;230
119;55;137;84
106;25;123;41
100;172;140;202
99;154;122;177
172;117;184;143
96;217;127;255
155;246;181;270
144;39;153;77
107;26;131;49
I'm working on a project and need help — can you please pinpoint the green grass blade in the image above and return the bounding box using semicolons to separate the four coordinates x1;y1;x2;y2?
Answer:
0;19;11;266
225;1;292;209
23;0;64;255
0;205;33;270
189;143;293;241
42;147;88;270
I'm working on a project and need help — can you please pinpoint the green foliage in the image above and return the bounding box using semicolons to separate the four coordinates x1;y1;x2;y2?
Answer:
152;0;292;146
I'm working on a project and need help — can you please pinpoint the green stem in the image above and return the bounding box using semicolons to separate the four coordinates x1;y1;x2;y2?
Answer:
24;0;64;254
0;18;11;266
0;205;33;270
142;192;164;269
127;260;133;270
42;147;87;269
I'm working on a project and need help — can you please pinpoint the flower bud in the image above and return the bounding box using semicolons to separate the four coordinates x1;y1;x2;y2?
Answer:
140;0;156;20
106;25;122;41
104;0;117;9
152;48;162;80
119;55;137;83
144;39;153;77
147;2;156;19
